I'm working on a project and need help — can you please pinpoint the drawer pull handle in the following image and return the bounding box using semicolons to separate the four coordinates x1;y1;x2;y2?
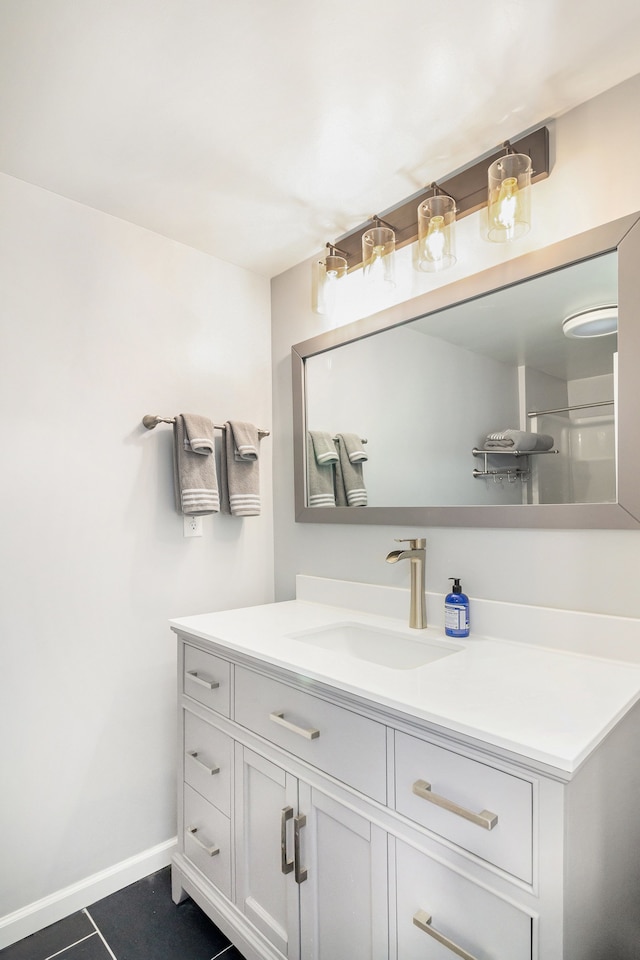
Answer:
269;711;320;740
186;750;220;776
186;670;220;690
294;813;308;884
187;826;219;857
413;910;479;960
280;806;294;875
412;779;498;830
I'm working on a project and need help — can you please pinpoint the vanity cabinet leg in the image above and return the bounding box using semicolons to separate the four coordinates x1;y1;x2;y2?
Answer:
171;863;189;904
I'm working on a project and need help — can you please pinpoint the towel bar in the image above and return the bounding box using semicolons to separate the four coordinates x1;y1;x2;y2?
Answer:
143;414;270;437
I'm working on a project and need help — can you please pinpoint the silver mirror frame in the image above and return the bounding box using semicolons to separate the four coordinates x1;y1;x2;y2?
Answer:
292;212;640;528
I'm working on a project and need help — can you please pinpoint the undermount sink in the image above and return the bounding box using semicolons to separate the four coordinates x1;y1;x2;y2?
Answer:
287;621;462;670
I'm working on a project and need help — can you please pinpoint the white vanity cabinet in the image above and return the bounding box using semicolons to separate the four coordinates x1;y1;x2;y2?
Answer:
171;629;640;960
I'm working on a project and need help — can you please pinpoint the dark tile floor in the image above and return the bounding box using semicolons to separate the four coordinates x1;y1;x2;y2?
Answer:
0;868;246;960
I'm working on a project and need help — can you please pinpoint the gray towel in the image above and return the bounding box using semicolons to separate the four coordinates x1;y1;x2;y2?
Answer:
220;422;261;516
307;431;338;507
485;429;554;451
336;432;368;463
335;433;367;506
181;413;216;454
228;420;259;461
173;414;220;515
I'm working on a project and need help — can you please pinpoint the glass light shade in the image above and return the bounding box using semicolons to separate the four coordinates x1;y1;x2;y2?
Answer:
487;153;532;242
417;194;457;271
362;226;396;287
312;254;347;316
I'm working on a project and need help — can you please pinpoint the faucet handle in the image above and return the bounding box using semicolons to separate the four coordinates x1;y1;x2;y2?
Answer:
395;537;426;549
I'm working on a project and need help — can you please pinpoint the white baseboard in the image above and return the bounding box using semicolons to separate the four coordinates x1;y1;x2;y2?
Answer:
0;837;177;950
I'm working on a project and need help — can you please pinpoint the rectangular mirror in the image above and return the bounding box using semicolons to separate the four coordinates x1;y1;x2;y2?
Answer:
292;212;640;528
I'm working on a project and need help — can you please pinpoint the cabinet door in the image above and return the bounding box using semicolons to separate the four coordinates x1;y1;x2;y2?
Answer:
298;784;388;960
235;745;301;959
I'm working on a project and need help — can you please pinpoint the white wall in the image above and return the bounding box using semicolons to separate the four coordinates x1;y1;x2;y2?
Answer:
271;73;640;621
0;174;273;931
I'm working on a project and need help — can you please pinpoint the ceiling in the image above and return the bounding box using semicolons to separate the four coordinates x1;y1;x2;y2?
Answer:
413;251;617;382
2;1;640;279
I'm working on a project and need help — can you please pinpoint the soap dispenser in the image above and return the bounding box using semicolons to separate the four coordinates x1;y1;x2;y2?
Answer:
445;578;470;638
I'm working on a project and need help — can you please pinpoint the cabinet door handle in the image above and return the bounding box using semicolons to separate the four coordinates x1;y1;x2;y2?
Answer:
294;814;308;884
413;909;479;960
269;711;320;740
186;670;220;690
412;779;498;830
280;806;294;875
187;826;219;857
186;750;220;776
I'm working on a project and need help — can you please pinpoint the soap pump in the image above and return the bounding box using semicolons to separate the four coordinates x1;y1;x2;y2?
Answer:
445;578;470;638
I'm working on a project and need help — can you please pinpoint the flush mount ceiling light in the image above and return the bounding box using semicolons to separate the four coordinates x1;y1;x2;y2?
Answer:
311;126;550;313
417;185;457;272
562;306;618;338
487;142;532;242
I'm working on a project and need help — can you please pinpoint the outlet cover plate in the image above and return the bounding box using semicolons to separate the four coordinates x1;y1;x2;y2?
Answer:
183;515;203;537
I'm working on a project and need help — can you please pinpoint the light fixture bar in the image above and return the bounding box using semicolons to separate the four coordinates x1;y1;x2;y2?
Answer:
331;126;549;270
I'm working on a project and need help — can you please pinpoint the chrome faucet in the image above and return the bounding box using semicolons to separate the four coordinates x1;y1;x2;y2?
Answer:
385;537;427;629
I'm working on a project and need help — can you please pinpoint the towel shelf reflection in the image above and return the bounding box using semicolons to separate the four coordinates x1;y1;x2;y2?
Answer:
142;414;270;437
472;447;559;482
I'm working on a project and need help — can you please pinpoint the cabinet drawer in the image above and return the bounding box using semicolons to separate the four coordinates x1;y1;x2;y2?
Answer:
235;666;386;803
184;710;232;816
395;732;532;881
183;784;231;899
395;838;531;960
183;645;231;716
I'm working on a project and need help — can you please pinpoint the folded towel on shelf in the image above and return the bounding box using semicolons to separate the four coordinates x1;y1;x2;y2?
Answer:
173;414;220;515
336;432;368;463
484;429;554;451
307;431;338;507
531;432;554;451
335;433;367;506
220;421;262;516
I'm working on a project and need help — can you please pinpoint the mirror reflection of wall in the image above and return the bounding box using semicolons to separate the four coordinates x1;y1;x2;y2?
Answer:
304;251;617;509
531;367;616;505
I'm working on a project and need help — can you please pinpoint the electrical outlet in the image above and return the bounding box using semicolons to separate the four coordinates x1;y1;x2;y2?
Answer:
183;515;203;538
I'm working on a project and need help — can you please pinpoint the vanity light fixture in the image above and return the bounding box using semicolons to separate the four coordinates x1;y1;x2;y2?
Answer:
417;185;457;272
311;126;549;309
562;306;618;338
362;217;396;288
487;142;532;242
312;243;349;316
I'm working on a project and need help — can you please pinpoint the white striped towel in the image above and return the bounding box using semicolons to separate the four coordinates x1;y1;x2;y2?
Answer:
173;414;220;515
181;413;216;454
307;432;338;507
335;433;367;507
336;432;368;463
220;422;262;517
228;420;260;461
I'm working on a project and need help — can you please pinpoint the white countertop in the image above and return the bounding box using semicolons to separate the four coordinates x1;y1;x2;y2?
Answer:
170;599;640;775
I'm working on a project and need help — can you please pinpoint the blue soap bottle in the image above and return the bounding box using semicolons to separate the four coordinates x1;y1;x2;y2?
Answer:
445;578;470;638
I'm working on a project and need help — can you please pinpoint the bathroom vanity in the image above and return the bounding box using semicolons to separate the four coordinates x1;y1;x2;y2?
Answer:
170;582;640;960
